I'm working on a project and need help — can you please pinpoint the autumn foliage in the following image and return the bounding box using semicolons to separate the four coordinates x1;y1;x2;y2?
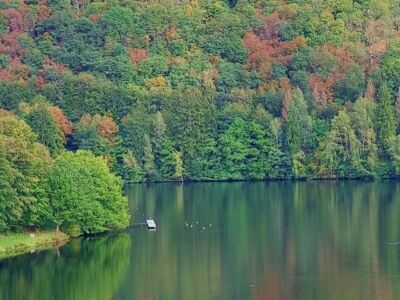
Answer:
49;106;73;136
0;0;399;183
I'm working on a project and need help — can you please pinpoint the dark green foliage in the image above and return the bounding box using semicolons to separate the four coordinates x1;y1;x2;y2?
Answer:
139;55;169;78
0;55;8;69
219;118;251;179
259;89;284;117
333;64;365;103
379;41;400;94
23;102;64;156
22;49;44;73
73;125;109;156
0;14;6;33
203;34;248;63
165;86;216;170
151;112;180;180
120;106;151;160
43;73;135;121
217;61;260;93
0;83;37;111
217;118;282;180
102;7;136;41
272;64;287;79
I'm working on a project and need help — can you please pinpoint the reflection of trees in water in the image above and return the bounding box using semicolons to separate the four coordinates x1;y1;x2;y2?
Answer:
126;182;400;300
0;233;131;300
1;182;400;300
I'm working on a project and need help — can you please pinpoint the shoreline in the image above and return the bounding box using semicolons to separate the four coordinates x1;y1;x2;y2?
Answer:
125;176;398;184
0;231;69;260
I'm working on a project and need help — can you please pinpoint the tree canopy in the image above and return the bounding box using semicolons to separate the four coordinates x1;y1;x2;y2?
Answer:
1;0;400;191
46;150;130;235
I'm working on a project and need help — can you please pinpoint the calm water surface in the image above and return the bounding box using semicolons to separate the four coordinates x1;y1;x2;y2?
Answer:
2;181;400;300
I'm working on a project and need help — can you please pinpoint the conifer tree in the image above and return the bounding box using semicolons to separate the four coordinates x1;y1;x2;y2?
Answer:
151;112;178;180
285;88;313;154
375;83;397;154
143;134;156;181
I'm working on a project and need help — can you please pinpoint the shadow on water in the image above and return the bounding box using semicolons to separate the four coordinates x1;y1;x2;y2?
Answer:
2;181;400;300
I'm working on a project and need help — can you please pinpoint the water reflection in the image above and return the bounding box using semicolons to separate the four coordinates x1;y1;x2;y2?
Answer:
2;181;400;300
0;234;131;300
122;181;400;300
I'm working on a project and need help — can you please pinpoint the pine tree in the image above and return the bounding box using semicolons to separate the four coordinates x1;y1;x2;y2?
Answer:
219;118;251;179
285;88;313;153
351;98;377;173
151;112;178;180
375;83;397;154
122;151;144;182
143;134;156;181
315;110;362;177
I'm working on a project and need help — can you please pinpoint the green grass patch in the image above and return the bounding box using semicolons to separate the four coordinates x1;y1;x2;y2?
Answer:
0;230;69;259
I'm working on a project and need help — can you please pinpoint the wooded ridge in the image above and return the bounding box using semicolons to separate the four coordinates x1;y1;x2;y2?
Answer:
2;0;400;231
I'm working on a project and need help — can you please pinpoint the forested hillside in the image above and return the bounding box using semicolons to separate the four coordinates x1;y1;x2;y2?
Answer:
1;0;400;182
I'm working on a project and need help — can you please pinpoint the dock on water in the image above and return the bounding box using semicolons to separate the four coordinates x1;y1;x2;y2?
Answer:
146;219;156;229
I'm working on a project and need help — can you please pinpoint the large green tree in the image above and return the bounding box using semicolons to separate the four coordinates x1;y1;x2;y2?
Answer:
0;110;53;232
46;150;130;235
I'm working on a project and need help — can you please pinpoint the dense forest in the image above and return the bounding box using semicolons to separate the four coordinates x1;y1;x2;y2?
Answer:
2;0;400;188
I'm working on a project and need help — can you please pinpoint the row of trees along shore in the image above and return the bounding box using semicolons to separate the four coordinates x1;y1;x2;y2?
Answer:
2;0;400;232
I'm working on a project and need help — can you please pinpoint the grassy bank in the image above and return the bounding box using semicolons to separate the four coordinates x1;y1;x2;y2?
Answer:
0;231;69;259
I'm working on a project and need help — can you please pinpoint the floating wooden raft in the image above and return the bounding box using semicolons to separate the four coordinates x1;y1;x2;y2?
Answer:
146;219;156;229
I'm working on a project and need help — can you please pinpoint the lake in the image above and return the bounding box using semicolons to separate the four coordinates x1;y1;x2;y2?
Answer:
1;181;400;300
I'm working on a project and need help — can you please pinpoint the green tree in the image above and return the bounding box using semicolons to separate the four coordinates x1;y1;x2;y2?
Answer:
23;101;64;156
285;88;313;153
73;113;119;156
151;112;179;180
292;150;307;178
351;98;378;173
0;110;53;231
314;110;362;177
46;150;130;235
121;106;151;160
173;151;183;180
388;135;400;175
379;40;400;93
333;64;365;103
165;86;216;175
143;134;156;181
103;7;135;43
189;137;222;180
121;151;144;183
219;118;251;179
375;83;397;153
247;121;277;179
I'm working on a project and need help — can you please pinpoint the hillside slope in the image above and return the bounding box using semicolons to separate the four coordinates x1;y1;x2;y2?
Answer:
1;0;400;180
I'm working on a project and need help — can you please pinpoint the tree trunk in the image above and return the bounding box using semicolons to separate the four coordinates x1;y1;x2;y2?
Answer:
55;224;60;240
